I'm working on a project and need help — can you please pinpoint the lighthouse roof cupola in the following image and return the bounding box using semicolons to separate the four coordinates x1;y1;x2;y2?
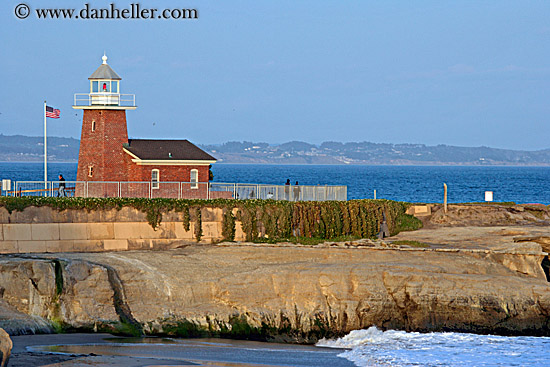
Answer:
89;54;122;80
73;54;136;110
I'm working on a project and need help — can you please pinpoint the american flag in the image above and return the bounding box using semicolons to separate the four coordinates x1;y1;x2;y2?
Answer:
45;105;60;119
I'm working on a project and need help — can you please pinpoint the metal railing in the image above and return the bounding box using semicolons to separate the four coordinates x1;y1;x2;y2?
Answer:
73;93;136;107
5;181;347;201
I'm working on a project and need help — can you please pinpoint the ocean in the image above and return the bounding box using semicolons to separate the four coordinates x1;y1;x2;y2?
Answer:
2;162;550;203
317;327;550;367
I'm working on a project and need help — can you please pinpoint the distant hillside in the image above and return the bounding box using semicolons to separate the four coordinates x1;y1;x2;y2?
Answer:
0;134;79;162
200;141;550;166
2;134;550;165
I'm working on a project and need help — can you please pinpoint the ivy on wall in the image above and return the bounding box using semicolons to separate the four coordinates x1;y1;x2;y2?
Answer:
0;197;421;243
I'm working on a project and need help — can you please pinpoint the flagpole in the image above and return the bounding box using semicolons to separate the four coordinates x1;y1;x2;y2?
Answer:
44;101;47;192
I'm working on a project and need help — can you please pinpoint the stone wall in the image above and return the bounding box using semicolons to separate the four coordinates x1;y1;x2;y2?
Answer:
0;206;245;254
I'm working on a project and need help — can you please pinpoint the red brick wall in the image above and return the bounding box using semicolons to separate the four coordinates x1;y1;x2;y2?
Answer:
76;109;129;182
122;152;211;198
122;158;210;182
76;108;211;198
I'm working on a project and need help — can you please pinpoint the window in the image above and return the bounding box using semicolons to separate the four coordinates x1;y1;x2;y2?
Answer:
88;166;94;177
152;169;159;189
190;169;198;189
91;80;117;93
91;120;96;132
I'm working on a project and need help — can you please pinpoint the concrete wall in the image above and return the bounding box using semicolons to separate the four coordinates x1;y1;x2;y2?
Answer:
0;206;245;254
406;204;432;217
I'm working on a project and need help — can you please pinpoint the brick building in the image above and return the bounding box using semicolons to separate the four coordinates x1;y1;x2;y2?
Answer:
73;55;216;197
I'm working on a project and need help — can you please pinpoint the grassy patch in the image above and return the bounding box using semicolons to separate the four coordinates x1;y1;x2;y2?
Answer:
392;240;430;248
253;235;360;246
290;235;359;246
463;201;517;206
392;213;423;235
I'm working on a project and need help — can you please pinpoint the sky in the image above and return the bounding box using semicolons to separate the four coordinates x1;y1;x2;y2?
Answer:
1;0;549;150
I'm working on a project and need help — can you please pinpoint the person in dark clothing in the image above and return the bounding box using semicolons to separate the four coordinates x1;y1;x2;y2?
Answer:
57;174;66;197
284;179;291;200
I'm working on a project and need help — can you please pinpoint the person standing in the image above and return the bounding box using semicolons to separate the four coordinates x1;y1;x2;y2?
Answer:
57;174;66;197
293;181;301;201
284;179;291;200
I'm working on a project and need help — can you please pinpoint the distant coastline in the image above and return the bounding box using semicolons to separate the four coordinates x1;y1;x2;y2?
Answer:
3;160;550;167
2;134;550;166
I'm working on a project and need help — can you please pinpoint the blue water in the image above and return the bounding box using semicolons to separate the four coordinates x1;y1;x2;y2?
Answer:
318;327;550;367
2;162;550;203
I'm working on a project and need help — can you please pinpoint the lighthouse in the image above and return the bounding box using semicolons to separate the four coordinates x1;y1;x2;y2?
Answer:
73;54;135;183
73;54;216;198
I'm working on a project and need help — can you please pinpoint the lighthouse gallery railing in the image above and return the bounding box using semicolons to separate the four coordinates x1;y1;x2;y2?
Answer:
73;93;136;107
6;181;347;201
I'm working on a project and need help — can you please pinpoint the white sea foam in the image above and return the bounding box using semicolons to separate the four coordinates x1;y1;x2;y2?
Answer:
316;327;550;367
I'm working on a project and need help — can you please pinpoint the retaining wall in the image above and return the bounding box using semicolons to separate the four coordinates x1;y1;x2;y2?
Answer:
0;206;245;254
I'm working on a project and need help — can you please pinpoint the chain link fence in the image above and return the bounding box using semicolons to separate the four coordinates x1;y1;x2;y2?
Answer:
4;181;347;201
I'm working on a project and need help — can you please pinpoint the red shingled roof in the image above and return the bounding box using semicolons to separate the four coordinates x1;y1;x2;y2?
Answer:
125;139;216;161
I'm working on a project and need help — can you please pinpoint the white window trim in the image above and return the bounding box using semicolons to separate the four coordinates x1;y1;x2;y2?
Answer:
91;120;96;132
152;169;160;189
88;166;94;177
190;169;198;189
90;80;119;93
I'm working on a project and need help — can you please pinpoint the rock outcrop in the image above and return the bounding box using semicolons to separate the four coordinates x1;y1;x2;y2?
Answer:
0;328;12;367
426;204;550;227
1;244;549;342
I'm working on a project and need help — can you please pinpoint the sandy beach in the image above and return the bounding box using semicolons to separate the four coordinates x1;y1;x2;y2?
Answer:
9;333;351;367
10;333;193;366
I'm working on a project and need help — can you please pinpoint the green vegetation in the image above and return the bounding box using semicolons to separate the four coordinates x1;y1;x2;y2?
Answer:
155;313;341;343
464;202;517;206
0;197;423;242
222;208;236;241
254;235;360;246
159;319;207;338
392;213;423;235
392;240;430;248
193;207;202;242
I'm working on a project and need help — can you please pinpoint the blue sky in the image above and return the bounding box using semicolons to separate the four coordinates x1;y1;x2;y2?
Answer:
1;0;549;150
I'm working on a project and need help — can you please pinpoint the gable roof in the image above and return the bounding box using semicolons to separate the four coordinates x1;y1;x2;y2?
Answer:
89;64;122;80
124;139;216;161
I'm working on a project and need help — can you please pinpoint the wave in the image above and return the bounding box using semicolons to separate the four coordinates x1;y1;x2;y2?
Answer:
316;326;550;367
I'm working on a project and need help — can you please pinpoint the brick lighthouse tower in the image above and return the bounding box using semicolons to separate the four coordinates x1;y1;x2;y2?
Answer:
73;54;136;184
72;54;216;198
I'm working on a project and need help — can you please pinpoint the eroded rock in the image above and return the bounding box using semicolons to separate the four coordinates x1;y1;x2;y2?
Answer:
0;328;12;367
1;244;549;342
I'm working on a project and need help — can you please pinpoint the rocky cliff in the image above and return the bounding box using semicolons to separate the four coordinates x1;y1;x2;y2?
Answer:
1;243;549;342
